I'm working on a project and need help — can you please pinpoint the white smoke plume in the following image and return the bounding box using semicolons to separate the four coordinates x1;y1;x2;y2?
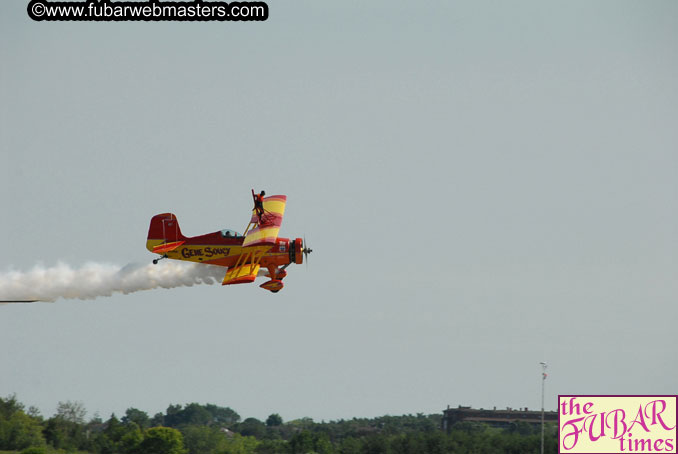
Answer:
0;261;229;302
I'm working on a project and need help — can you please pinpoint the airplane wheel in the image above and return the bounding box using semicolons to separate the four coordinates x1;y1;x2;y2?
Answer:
271;290;280;293
153;259;158;265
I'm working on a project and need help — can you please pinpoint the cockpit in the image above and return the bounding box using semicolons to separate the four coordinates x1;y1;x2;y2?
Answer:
220;229;241;238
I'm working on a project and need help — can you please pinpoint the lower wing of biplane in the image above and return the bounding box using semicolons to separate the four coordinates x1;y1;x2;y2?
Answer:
221;245;270;285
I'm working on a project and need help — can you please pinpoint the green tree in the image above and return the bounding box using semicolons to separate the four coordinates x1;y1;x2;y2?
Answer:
55;401;87;424
123;408;151;430
164;405;183;427
289;430;313;454
103;414;125;441
44;415;86;451
204;404;240;426
151;412;165;427
179;404;212;426
337;436;361;454
138;427;187;454
93;414;144;454
313;433;334;454
265;414;282;427
181;425;228;454
422;431;445;454
0;394;24;419
237;418;266;438
361;434;392;454
20;447;46;454
287;417;315;431
222;433;259;454
0;410;45;451
164;403;213;427
120;422;144;454
254;438;287;454
288;430;333;454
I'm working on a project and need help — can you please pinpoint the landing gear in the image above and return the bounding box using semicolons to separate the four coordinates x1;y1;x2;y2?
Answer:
152;254;168;265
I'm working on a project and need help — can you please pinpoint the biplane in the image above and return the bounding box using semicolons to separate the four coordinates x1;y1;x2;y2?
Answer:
146;191;311;293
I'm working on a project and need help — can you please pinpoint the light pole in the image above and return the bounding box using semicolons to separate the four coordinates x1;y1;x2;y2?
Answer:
540;362;548;454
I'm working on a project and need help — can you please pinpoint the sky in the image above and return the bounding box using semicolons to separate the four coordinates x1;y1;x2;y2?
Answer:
1;0;676;423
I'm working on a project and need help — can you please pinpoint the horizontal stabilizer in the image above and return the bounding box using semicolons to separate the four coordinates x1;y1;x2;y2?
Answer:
152;241;185;254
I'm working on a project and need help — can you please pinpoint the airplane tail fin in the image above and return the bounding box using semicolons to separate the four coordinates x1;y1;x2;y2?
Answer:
146;213;186;252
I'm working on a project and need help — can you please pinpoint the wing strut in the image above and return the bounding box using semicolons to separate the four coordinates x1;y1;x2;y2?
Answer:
222;246;270;285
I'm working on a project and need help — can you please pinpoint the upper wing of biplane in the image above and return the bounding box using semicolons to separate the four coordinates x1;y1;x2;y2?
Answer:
222;195;287;286
242;195;287;247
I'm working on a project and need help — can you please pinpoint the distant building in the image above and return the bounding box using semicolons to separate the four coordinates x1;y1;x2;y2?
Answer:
442;405;558;431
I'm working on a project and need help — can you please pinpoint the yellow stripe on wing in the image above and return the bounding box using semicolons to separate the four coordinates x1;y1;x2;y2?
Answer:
243;226;281;247
222;264;260;285
263;197;286;216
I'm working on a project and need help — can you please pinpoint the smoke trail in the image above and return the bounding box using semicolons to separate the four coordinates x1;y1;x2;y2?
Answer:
0;261;229;302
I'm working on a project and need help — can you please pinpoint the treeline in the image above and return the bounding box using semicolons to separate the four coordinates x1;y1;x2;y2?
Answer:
0;395;558;454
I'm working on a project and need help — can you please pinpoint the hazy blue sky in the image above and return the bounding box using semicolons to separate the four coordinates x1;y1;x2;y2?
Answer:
1;0;676;422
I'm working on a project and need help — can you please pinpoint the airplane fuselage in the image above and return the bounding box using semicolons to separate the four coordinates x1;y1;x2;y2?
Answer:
146;232;303;270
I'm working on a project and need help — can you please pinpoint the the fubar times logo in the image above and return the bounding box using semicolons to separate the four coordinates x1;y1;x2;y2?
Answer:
559;395;677;453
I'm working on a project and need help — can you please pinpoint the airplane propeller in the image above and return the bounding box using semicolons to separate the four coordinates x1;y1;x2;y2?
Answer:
302;236;312;266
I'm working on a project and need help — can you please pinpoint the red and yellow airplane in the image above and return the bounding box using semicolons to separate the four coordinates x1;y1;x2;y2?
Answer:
146;191;311;293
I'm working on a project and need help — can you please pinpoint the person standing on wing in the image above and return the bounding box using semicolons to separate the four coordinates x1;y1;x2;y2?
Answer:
253;190;266;224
